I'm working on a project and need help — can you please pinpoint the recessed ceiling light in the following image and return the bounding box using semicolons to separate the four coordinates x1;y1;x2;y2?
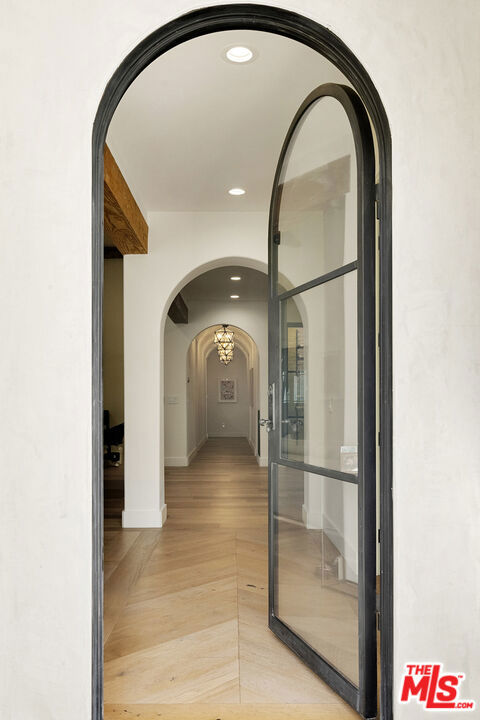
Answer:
228;188;245;196
225;46;254;64
230;295;240;299
230;276;241;281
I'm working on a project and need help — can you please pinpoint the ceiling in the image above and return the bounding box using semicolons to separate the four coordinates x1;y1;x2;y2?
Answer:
107;30;348;213
181;266;268;303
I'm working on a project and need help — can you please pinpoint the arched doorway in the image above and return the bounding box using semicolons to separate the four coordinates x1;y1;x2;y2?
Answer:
157;261;269;516
93;6;392;719
176;324;262;467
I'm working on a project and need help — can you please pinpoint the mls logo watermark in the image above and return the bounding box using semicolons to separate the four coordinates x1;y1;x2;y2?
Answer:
400;664;475;710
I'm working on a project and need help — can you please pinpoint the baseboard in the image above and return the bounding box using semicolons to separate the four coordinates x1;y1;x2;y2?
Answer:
166;436;208;468
164;456;189;467
247;437;257;456
122;505;167;528
187;435;207;464
257;455;268;467
208;432;249;438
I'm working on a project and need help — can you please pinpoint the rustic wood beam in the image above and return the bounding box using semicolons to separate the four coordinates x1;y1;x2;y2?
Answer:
104;145;148;255
168;293;189;324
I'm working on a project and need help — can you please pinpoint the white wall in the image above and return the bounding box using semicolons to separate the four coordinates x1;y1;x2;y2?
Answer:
164;320;207;466
186;338;201;457
163;315;189;463
207;347;249;437
1;3;480;719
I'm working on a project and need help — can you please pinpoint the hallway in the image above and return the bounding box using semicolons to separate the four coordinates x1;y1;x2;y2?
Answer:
103;438;358;719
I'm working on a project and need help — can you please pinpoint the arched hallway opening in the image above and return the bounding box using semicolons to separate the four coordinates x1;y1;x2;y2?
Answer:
164;314;266;473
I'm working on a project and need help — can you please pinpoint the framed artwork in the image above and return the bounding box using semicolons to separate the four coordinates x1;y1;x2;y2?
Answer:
218;378;237;403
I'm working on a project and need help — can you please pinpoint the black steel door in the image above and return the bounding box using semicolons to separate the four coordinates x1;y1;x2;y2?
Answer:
266;83;376;718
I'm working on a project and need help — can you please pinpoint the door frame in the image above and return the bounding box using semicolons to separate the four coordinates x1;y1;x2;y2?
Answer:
92;5;393;719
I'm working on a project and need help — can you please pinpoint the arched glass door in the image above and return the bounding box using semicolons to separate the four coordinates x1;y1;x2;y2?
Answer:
266;83;376;718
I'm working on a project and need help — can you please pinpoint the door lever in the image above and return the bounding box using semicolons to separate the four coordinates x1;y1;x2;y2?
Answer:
261;383;276;433
259;418;273;432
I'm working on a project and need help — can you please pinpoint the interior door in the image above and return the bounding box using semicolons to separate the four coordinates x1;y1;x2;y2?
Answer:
267;83;376;718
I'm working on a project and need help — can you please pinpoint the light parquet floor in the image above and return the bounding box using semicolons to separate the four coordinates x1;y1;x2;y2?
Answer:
104;437;359;719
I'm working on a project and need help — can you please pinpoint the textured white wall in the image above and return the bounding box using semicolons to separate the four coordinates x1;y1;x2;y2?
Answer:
1;2;480;718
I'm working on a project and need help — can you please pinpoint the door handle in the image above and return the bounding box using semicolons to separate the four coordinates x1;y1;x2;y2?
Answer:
259;418;273;432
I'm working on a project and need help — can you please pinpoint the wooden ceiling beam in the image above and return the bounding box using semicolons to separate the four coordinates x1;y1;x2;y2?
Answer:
104;145;148;255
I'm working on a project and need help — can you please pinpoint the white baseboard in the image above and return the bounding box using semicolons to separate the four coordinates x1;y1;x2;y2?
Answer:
188;435;207;464
257;456;268;467
164;456;189;467
208;432;249;438
165;436;208;467
122;505;167;528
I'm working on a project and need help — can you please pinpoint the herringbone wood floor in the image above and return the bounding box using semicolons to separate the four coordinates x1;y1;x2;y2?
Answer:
103;437;360;719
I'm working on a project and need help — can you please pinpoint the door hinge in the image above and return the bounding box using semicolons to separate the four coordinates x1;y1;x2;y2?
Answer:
376;609;381;632
377;332;381;348
273;230;281;245
378;528;381;544
378;431;381;446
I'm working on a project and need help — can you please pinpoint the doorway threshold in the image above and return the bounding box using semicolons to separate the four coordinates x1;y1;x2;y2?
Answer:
104;703;359;719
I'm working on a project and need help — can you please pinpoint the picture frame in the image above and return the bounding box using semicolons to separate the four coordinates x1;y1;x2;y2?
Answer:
218;378;237;403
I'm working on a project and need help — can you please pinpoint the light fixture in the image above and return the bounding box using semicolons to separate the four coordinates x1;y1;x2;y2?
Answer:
228;187;245;196
219;348;234;365
230;276;241;281
214;324;234;346
230;295;239;299
214;324;235;365
225;46;254;63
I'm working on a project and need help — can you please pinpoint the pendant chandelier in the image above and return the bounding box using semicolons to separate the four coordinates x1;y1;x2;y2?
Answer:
214;324;235;365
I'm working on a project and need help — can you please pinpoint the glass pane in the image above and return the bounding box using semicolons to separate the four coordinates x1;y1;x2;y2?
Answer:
280;271;357;473
277;96;357;293
274;464;359;685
